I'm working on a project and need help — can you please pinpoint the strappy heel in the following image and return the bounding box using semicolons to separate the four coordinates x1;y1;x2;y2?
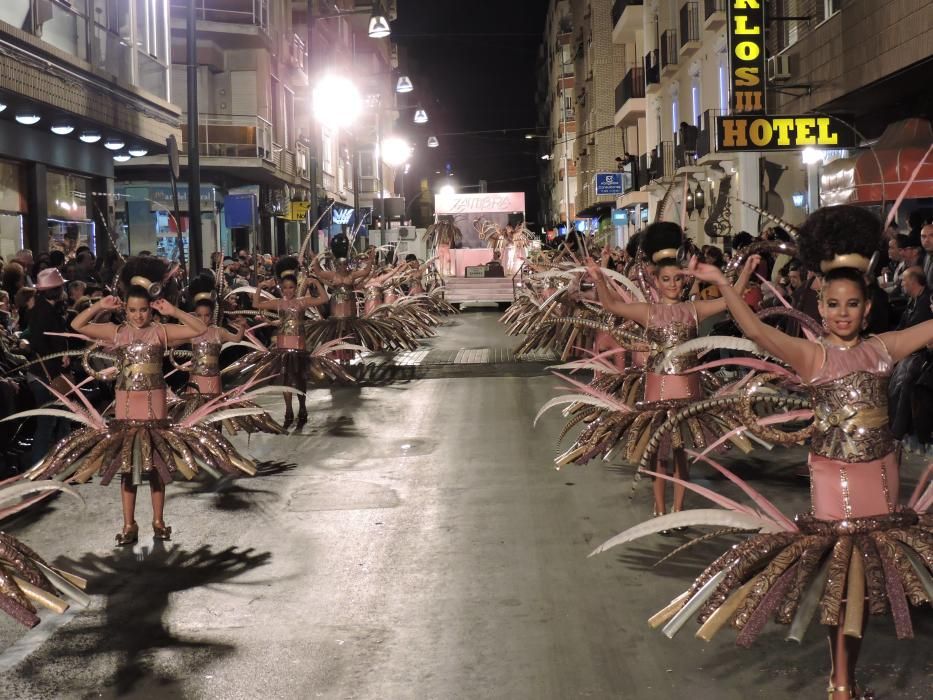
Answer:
115;522;138;546
152;520;172;541
670;507;688;532
653;509;673;536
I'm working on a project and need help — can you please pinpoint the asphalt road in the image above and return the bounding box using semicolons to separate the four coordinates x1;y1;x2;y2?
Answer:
0;311;929;699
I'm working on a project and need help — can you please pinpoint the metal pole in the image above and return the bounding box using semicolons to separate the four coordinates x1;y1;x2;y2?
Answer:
306;0;319;252
377;104;385;247
186;0;203;272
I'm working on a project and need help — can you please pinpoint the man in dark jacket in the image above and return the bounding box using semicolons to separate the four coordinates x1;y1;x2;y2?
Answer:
26;268;71;466
889;266;933;439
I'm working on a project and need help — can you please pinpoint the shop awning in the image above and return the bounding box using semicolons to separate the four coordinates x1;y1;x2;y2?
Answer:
574;202;614;219
821;118;933;206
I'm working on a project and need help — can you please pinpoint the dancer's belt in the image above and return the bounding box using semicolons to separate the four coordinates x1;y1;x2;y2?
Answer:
277;335;305;350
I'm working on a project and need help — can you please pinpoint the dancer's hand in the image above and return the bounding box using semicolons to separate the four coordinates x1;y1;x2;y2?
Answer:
583;256;602;279
151;299;176;317
98;295;122;312
686;255;727;285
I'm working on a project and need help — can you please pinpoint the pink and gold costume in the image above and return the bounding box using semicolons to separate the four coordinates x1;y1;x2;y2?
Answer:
644;337;932;645
25;322;257;486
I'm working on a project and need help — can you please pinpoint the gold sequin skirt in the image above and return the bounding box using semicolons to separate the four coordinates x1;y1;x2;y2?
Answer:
224;348;354;392
305;316;420;353
652;510;933;646
0;532;87;628
27;418;257;486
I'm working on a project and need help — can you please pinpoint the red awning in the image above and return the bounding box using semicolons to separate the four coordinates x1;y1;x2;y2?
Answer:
821;118;933;205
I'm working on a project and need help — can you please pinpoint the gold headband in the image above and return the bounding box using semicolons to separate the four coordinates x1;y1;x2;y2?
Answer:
819;254;870;274
193;292;214;302
279;270;298;280
651;248;680;263
129;275;162;296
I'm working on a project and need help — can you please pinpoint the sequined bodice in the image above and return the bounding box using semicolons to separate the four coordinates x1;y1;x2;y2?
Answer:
331;284;353;304
644;302;698;373
365;285;382;301
808;338;895;462
191;327;222;377
114;324;166;391
277;299;304;337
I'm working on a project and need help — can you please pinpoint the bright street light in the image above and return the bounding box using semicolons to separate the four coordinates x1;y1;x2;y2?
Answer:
313;75;363;129
439;184;455;196
368;13;391;39
427;136;439;148
413;108;429;124
381;137;411;167
395;75;414;93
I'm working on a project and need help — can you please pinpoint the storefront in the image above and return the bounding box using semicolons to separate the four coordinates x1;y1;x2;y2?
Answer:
0;160;26;261
47;170;95;256
115;183;221;262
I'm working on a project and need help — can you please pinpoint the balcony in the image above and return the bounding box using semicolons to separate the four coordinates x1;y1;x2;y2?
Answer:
614;67;646;127
611;0;644;44
679;3;701;58
647;141;676;182
180;114;273;160
695;109;723;160
660;30;679;76
170;0;273;48
644;50;661;94
703;0;727;30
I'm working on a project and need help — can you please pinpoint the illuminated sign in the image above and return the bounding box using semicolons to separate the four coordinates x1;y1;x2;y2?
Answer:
284;201;311;221
435;192;526;214
715;115;857;151
332;207;354;225
728;0;766;115
595;173;624;196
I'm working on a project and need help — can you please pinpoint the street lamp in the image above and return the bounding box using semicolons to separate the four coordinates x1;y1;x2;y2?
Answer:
801;147;824;165
395;75;414;93
381;137;411;167
439;184;456;196
312;74;363;129
367;3;391;39
413;108;429;124
427;136;439;148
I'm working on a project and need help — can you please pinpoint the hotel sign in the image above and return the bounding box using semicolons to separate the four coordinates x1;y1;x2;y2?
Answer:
728;0;767;114
716;115;857;151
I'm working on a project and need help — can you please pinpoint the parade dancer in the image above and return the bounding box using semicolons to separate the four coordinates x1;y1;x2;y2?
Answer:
552;222;758;521
594;206;933;699
171;273;283;434
247;256;331;428
21;257;257;545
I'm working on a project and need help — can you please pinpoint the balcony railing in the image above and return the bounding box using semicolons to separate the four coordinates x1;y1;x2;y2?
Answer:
704;0;726;20
695;109;723;159
680;2;700;47
180;115;274;160
614;66;645;112
644;49;660;86
611;0;644;26
647;141;676;181
171;0;269;29
660;30;678;70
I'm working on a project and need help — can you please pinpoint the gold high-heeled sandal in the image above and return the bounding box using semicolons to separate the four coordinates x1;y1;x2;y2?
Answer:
115;522;138;546
670;507;688;532
152;520;172;541
653;509;673;536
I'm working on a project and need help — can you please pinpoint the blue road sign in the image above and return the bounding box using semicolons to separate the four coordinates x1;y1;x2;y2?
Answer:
595;172;624;195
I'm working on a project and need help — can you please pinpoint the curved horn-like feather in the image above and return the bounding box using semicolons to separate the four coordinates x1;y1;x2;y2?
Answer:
589;510;778;556
0;480;83;507
660;336;770;373
733;198;799;236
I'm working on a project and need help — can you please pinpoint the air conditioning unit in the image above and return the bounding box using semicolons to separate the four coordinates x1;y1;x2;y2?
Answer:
397;226;417;241
767;55;791;82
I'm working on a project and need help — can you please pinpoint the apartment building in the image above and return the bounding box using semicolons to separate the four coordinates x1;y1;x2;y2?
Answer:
611;0;932;248
536;0;577;231
0;0;180;260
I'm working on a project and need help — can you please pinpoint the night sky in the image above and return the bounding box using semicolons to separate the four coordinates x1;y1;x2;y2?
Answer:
393;0;551;224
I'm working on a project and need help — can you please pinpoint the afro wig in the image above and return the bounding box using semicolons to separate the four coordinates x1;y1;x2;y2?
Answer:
119;256;169;300
274;256;300;282
796;205;881;275
641;221;684;266
187;271;216;309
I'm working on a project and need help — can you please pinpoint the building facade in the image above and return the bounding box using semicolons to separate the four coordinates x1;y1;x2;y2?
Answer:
0;0;179;261
612;0;933;248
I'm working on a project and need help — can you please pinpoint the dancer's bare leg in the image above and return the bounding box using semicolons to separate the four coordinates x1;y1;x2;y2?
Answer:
672;448;688;512
652;458;668;515
120;475;137;528
149;474;166;524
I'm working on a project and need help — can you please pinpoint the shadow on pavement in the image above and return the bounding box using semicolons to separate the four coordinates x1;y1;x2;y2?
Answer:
12;543;271;697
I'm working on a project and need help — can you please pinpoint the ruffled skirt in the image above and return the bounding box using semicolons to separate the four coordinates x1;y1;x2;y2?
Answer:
224;348;354;391
27;418;257;485
653;510;933;646
305;316;420;353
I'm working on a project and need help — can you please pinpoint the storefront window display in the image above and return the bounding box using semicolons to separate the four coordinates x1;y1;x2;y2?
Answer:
47;171;94;257
0;160;26;261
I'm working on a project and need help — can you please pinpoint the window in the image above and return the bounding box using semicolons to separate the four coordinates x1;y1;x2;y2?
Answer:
691;82;700;127
322;128;334;176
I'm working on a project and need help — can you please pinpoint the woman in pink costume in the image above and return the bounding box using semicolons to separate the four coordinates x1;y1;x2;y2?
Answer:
248;256;330;427
559;223;757;521
26;256;256;545
596;206;933;699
